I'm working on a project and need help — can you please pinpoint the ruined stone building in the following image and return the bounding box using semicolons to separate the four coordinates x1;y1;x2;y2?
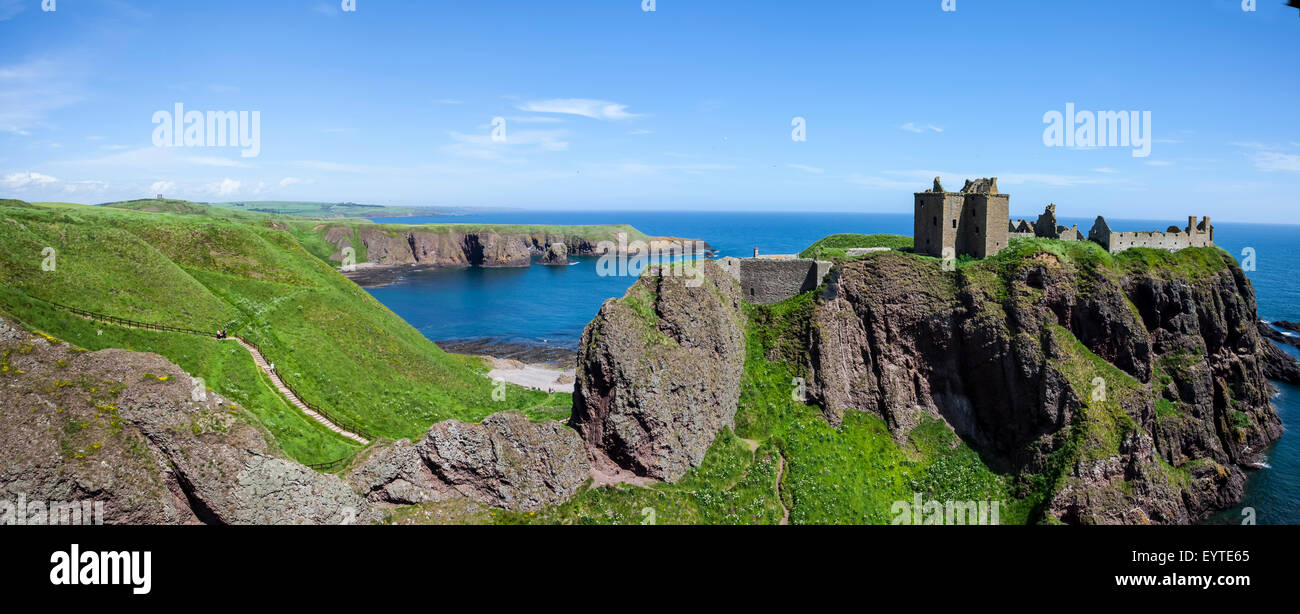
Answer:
913;177;1010;258
1009;204;1082;241
912;177;1212;259
1088;215;1214;254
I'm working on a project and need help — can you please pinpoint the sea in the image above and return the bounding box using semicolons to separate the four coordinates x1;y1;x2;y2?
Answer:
364;210;1299;525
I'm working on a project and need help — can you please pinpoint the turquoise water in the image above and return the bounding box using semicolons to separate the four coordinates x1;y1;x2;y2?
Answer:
365;211;1300;524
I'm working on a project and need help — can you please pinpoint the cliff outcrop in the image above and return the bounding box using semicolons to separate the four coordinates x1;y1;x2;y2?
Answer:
348;412;590;512
571;261;746;482
804;248;1282;523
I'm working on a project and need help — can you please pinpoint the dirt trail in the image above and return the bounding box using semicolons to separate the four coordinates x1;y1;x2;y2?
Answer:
777;453;790;526
743;438;790;525
55;305;371;445
225;338;370;444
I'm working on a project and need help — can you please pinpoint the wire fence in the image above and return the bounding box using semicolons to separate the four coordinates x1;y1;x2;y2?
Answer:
48;301;217;337
306;457;353;472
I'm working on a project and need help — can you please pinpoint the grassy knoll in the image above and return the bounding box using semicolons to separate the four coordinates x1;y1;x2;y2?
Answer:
0;198;570;465
798;233;913;260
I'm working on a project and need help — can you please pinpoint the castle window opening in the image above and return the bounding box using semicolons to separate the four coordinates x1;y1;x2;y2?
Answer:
952;219;956;229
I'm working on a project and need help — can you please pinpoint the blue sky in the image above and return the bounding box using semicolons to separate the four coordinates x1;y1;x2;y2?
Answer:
1;0;1297;221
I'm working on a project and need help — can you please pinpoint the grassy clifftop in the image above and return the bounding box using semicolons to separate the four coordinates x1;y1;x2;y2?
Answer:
0;199;567;466
94;198;653;269
798;233;913;260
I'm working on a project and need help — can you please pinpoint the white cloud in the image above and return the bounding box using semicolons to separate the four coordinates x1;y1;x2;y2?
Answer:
900;122;943;134
1092;167;1119;174
1254;152;1300;172
517;98;643;121
433;98;464;105
788;164;825;174
505;116;566;124
3;171;58;189
1145;160;1175;167
50;148;254;180
279;177;304;187
208;178;241;196
441;128;571;160
628;129;654;136
150;181;176;194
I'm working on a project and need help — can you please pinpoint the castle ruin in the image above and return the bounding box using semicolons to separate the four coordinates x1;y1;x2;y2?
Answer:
913;177;1010;259
914;177;1213;258
719;178;1215;306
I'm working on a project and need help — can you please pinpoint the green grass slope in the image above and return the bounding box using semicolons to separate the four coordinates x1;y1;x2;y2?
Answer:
0;199;567;466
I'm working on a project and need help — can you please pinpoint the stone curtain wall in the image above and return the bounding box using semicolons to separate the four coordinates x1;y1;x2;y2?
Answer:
718;258;832;305
1092;216;1213;254
1106;230;1203;253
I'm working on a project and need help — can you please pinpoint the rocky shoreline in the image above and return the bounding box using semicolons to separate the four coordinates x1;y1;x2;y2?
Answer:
436;338;577;366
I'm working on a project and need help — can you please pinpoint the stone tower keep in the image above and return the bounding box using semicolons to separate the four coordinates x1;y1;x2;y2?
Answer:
913;177;1010;259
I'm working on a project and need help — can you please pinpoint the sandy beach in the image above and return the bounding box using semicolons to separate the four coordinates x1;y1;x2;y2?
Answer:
482;356;575;394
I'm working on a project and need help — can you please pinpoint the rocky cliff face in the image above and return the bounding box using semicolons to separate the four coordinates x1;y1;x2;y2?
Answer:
571;261;745;482
347;412;589;512
326;226;626;269
0;316;371;525
805;250;1283;524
